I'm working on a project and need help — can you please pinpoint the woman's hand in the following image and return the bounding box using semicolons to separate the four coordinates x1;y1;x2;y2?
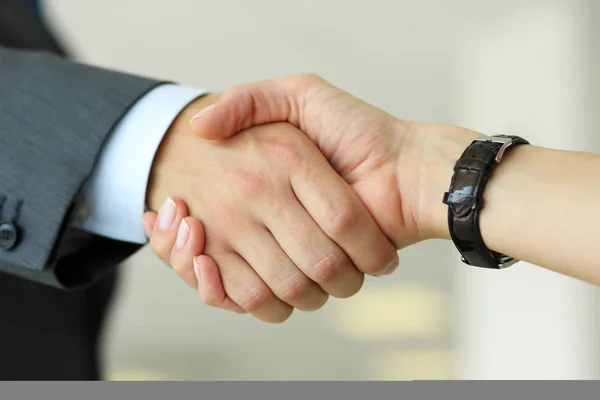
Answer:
142;200;244;314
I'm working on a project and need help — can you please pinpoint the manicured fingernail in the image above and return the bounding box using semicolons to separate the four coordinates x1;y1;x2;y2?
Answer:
190;104;215;124
142;219;152;238
193;256;202;284
175;219;190;249
157;197;176;230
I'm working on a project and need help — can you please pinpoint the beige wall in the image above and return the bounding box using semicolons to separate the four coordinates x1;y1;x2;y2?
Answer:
44;0;599;380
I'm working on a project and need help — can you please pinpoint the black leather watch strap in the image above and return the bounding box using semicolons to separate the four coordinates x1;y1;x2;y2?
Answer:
442;134;530;269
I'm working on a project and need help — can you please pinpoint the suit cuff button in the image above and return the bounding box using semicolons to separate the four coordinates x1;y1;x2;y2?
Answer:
0;221;19;250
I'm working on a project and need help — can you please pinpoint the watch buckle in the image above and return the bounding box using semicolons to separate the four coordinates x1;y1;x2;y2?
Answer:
460;252;519;269
474;135;514;163
497;257;518;269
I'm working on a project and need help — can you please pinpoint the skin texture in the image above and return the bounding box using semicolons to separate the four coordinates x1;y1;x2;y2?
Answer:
144;92;397;323
145;74;600;320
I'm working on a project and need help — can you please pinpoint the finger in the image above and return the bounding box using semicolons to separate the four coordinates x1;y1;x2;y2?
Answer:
148;197;189;265
189;76;308;140
169;217;206;289
291;154;399;277
264;199;364;298
212;251;293;323
234;226;329;311
194;255;245;314
142;211;157;238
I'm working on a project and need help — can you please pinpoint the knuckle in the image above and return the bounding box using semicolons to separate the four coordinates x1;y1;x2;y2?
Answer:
277;274;313;303
229;168;270;199
224;83;253;99
204;295;235;311
223;84;258;122
237;285;271;313
326;204;360;237
261;139;302;167
201;292;221;308
292;73;324;86
312;252;345;283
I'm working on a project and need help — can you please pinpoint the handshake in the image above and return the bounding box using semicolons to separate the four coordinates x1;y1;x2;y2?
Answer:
141;74;479;323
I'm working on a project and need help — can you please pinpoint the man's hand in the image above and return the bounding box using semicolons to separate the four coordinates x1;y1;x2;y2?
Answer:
188;75;429;248
144;94;398;323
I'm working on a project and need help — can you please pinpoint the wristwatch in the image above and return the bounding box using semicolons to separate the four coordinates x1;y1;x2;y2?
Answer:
442;134;530;269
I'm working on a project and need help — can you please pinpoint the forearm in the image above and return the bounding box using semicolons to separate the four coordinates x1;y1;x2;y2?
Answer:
413;123;600;283
479;145;600;282
0;46;162;287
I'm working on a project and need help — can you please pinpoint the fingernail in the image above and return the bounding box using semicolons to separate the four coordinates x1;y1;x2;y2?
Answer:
376;255;399;277
190;104;215;124
193;256;202;284
175;219;190;249
142;219;152;238
383;256;400;275
157;197;176;230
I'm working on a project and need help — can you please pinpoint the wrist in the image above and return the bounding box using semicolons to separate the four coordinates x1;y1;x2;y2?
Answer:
146;92;222;211
396;122;480;241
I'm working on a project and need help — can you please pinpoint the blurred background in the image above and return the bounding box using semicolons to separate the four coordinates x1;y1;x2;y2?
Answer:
43;0;600;380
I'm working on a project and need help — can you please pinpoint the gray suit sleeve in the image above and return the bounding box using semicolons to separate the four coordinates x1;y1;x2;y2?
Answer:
0;46;166;288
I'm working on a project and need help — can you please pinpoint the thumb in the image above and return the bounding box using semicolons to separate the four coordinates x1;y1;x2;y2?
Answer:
188;76;305;140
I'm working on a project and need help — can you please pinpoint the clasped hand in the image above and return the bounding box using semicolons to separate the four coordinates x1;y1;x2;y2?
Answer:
142;74;464;323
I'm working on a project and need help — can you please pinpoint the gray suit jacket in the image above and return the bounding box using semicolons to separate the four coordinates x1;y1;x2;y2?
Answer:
0;44;164;288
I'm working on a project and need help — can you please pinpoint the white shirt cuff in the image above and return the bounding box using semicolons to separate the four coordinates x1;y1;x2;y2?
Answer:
72;84;209;244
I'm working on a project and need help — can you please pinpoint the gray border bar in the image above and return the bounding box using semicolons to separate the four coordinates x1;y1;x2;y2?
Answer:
1;381;599;400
